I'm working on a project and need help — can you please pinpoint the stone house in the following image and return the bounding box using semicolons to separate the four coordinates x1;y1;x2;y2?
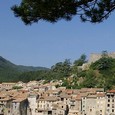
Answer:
0;97;12;115
27;92;39;115
52;102;68;115
96;92;106;115
1;83;16;90
81;92;106;115
44;89;62;97
106;90;115;115
39;86;48;93
12;98;28;115
36;96;60;114
68;94;82;115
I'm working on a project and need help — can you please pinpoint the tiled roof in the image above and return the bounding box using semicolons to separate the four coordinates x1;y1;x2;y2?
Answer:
13;98;27;102
107;90;115;93
39;96;60;101
0;97;12;101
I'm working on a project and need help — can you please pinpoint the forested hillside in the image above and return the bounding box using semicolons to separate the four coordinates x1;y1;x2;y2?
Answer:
16;53;115;90
0;52;115;90
0;56;49;82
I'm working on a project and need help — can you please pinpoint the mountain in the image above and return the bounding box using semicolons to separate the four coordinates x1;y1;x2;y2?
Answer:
0;56;49;82
16;65;49;72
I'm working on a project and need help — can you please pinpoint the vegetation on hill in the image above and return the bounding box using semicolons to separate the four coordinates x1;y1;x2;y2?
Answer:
0;56;49;82
0;52;115;90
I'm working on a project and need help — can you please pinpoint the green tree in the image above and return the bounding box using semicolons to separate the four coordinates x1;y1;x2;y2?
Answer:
51;59;71;77
11;0;115;25
73;54;87;66
62;79;72;89
90;57;115;71
89;55;115;90
12;86;23;89
82;70;97;88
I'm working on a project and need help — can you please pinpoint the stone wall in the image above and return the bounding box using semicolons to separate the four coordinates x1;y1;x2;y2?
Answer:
88;52;115;63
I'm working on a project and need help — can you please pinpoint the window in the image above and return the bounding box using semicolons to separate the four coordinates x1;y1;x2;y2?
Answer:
100;110;102;112
107;104;110;107
108;99;110;102
90;109;92;112
112;109;114;112
61;98;64;101
112;104;114;108
8;110;10;113
107;95;110;98
48;111;52;114
83;105;85;108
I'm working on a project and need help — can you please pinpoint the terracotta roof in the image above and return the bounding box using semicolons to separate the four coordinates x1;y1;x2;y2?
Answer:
39;96;60;101
65;89;73;94
59;94;71;98
0;97;12;101
45;89;61;94
107;90;115;93
13;98;27;102
76;94;82;100
80;93;88;97
73;89;80;94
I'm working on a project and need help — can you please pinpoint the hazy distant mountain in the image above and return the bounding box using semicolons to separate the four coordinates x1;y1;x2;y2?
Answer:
0;56;49;71
0;56;49;82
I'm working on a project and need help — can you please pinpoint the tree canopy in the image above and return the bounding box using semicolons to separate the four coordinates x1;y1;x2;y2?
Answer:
73;54;87;66
11;0;115;25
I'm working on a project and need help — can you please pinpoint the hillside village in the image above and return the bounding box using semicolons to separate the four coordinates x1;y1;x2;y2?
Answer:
0;52;115;115
0;80;115;115
1;0;115;114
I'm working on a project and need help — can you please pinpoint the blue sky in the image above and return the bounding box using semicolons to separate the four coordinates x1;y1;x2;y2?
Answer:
0;1;115;68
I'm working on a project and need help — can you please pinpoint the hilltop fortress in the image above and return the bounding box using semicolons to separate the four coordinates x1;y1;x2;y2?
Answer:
81;52;115;70
88;52;115;63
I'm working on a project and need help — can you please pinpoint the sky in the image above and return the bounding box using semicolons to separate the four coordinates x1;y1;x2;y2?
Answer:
0;1;115;68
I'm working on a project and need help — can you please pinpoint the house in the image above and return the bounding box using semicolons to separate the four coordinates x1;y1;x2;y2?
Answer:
68;94;82;115
44;89;62;97
39;86;48;93
15;81;26;87
96;92;106;115
12;98;28;115
36;96;60;114
81;91;106;115
27;92;39;115
1;83;16;90
52;102;68;115
12;91;28;115
106;90;115;115
0;97;12;115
